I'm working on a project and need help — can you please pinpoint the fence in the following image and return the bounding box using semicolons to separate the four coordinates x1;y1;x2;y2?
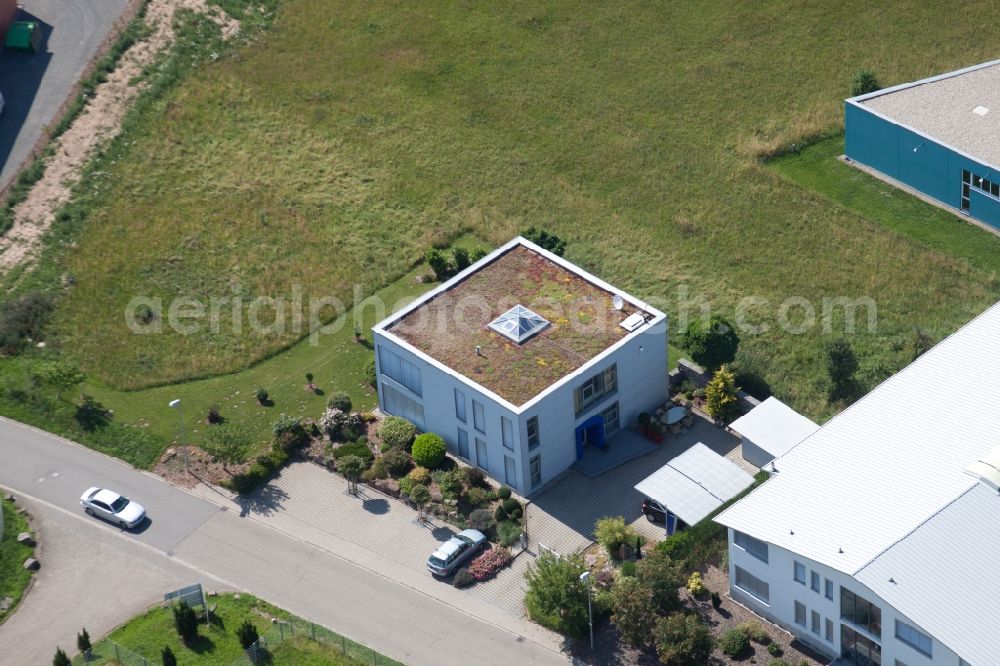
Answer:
69;638;152;666
232;615;405;666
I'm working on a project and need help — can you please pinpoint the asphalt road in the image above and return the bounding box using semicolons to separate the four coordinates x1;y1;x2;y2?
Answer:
0;0;130;191
0;418;569;666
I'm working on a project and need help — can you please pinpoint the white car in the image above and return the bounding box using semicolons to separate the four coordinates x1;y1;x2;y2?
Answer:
80;487;146;529
426;528;487;576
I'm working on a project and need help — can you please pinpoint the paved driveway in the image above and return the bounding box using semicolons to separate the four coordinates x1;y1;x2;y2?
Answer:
0;0;130;190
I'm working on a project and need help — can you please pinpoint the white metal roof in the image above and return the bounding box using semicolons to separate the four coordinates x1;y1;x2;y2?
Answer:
716;300;1000;661
635;443;754;526
728;396;819;459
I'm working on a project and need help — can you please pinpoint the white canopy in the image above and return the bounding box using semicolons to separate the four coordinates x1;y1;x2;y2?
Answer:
729;396;819;459
635;443;754;526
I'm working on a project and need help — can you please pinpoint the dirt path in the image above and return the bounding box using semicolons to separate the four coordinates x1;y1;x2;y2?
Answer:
0;0;240;271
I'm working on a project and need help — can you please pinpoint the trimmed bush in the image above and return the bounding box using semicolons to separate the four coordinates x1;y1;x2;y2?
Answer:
236;619;259;649
426;248;451;281
464;486;490;508
397;476;415;497
254;386;269;404
331;442;374;464
738;619;770;644
378;416;416;451
686;571;706;596
382;448;412;478
462;466;488;488
467;508;495;534
680;314;739;371
223;445;289;495
408;466;431;485
452;246;471;271
711;591;722;609
432;469;463;498
411;432;447;469
207;405;222;424
327;391;352;412
453;567;476;588
494;504;508;522
273;414;308;450
361;456;387;481
719;628;752;659
497;520;522;547
468;547;512;581
496;485;512;500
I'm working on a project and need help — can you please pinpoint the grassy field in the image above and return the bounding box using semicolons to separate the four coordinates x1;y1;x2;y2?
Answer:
0;498;34;624
12;1;1000;426
102;593;376;665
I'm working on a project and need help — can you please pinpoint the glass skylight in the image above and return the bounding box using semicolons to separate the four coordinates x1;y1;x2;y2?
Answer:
488;305;550;344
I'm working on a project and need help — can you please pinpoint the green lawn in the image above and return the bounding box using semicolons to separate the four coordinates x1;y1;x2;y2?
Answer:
270;637;371;666
0;498;35;624
10;0;1000;429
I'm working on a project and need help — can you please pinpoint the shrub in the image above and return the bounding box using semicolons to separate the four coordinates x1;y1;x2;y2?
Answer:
468;547;512;581
408;466;431;485
610;576;656;648
452;246;471;271
411;432;447;469
378;416;416;451
397;475;415;497
236;619;259;649
494;504;508;522
686;571;706;597
711;591;722;609
253;387;269;403
654;613;714;666
161;645;177;666
464;486;491;508
432;469;463;498
619;560;637;577
426;248;451;281
408;483;431;513
594;516;636;559
768;661;790;666
467;508;495;534
851;68;881;96
768;642;784;657
223;445;289;494
361;456;387;481
704;365;739;422
206;405;222;424
496;485;512;500
521;226;566;256
738;619;770;644
327;391;352;412
680;314;739;371
636;548;684;613
381;447;412;478
273;414;308;450
498;520;522;547
470;247;488;262
364;357;377;388
453;567;476;588
52;648;70;666
462;466;488;488
719;628;752;659
331;442;374;464
525;551;589;638
0;291;53;354
338;454;368;494
501;497;520;514
172;600;199;644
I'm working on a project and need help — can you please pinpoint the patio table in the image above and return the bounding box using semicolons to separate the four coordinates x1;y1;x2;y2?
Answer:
663;406;687;425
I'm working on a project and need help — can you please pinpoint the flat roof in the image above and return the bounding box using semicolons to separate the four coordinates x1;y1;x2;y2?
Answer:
635;443;754;526
855;60;1000;169
379;238;658;407
729;396;819;459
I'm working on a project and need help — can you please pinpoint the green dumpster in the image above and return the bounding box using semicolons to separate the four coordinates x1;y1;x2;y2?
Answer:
5;21;42;53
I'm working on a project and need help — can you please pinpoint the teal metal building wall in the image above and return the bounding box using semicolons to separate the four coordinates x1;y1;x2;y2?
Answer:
845;98;1000;232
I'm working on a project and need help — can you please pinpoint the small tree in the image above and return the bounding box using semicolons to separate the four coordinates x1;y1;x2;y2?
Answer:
236;619;260;650
253;386;269;405
610;576;657;648
327;391;352;412
339;454;367;495
521;226;566;256
636;547;684;613
411;432;446;469
76;627;91;656
594;516;635;559
524;550;589;638
408;482;431;521
381;447;413;478
704;365;739;422
426;248;451;281
851;68;880;96
305;372;315;388
654;612;714;666
378;415;416;450
161;645;178;666
39;360;85;402
201;425;251;472
52;647;70;666
825;337;859;402
172;600;199;644
680;315;739;371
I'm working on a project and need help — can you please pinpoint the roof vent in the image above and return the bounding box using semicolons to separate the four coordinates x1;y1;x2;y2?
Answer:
620;312;646;332
488;305;549;344
973;105;990;117
964;446;1000;493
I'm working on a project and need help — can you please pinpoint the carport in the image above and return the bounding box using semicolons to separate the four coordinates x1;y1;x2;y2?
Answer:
634;442;754;532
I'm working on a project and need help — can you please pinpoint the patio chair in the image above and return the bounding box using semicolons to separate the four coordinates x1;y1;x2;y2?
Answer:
669;422;682;435
682;411;694;427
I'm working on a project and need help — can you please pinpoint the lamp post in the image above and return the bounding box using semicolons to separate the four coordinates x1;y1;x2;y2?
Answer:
169;399;188;474
579;570;593;650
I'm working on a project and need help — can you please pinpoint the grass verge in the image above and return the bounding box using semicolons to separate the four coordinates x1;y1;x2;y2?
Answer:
0;497;35;624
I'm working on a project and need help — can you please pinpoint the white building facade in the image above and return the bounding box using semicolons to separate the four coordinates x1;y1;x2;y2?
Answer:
372;237;668;496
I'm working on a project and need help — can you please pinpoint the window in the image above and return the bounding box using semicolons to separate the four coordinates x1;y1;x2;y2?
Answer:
733;531;768;563
530;455;541;488
733;566;769;603
895;620;932;657
381;383;425;430
810;570;820;593
825;618;833;642
794;601;806;626
825;578;834;600
456;428;470;460
573;364;618;415
472;400;486;433
794;561;806;584
895;661;909;666
527;416;540;450
501;416;514;450
840;587;882;638
504;455;517;488
475;438;488;470
811;610;821;634
602;401;620;435
377;346;422;396
841;626;882;666
454;389;466;422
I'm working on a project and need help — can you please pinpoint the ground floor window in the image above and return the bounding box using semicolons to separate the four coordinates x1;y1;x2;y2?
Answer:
734;566;769;603
381;383;425;430
602;401;620;435
794;601;807;626
530;455;541;489
504;455;517;489
475;438;488;471
456;428;470;460
841;625;882;666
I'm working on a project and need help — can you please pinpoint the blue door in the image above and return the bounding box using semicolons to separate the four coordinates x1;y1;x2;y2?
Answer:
574;415;607;459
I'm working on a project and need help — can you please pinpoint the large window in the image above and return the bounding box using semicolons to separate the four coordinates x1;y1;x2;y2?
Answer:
454;389;466;422
530;455;541;488
734;566;769;603
473;400;486;433
794;561;806;584
825;618;833;642
501;416;514;450
733;531;768;563
456;428;470;460
602;401;620;435
378;346;422;396
504;455;517;488
475;438;488;470
840;587;882;638
841;626;882;666
527;416;540;450
811;610;821;634
381;383;424;430
794;601;806;626
573;364;617;415
895;620;932;657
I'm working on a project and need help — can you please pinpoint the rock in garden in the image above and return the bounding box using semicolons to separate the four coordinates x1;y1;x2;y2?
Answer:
16;533;34;547
430;490;444;503
22;557;39;571
0;597;13;611
164;448;176;460
584;553;599;568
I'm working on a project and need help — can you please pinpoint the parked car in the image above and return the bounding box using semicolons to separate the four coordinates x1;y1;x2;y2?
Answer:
641;498;688;531
80;487;146;529
426;528;486;576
